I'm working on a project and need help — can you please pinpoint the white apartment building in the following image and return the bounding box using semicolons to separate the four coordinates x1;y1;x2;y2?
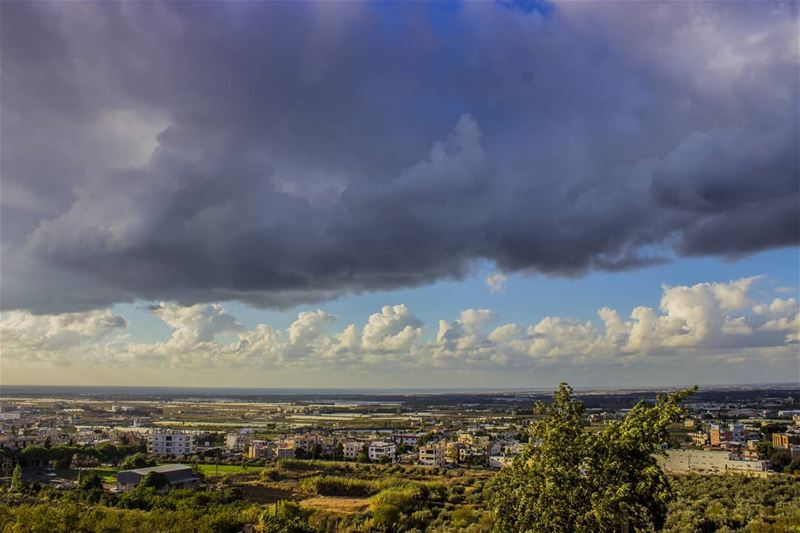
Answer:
148;430;195;457
368;441;396;462
657;449;768;476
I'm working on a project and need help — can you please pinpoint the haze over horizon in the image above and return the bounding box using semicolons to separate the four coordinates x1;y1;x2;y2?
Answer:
1;1;798;389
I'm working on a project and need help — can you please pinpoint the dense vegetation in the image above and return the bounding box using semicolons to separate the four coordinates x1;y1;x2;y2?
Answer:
4;443;142;469
664;475;800;532
491;383;696;532
1;466;798;532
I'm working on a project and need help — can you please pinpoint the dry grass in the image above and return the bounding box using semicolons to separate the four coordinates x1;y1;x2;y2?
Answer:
301;496;370;514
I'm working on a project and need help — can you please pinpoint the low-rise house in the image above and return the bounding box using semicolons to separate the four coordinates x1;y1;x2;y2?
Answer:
293;432;337;456
489;455;515;468
459;446;487;465
490;440;523;456
393;433;424;447
116;464;199;492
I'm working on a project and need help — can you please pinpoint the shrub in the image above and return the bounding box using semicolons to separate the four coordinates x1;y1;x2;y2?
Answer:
260;467;283;482
371;503;401;530
369;484;427;514
451;507;477;528
301;476;377;497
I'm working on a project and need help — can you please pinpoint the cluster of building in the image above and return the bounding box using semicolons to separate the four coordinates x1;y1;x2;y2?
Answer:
687;420;800;460
220;427;524;468
418;433;523;468
0;402;526;471
0;410;148;454
4;391;799;485
658;414;800;476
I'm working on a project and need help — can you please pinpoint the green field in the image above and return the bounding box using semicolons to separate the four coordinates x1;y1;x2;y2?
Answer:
55;467;119;484
194;463;264;477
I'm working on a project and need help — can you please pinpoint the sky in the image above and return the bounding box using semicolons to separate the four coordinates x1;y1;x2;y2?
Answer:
1;0;798;389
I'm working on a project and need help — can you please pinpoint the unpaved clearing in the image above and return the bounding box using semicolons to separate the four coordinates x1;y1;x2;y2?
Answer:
301;496;370;514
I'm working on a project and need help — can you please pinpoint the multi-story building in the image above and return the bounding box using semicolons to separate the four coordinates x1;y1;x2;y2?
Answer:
457;433;490;448
709;425;731;446
247;440;274;460
772;431;800;449
293;432;337;456
657;450;768;476
343;440;365;460
729;423;744;443
225;429;253;450
368;441;396;462
148;430;195;457
445;441;463;464
418;443;446;467
691;431;709;447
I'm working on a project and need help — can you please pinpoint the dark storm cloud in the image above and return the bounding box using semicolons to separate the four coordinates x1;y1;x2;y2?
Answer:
1;0;797;313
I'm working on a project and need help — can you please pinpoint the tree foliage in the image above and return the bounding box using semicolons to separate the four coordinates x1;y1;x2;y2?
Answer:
139;471;170;491
120;452;157;470
664;474;800;532
10;464;23;493
490;382;696;532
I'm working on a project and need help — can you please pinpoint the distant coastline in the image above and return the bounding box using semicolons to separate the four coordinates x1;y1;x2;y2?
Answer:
1;383;797;402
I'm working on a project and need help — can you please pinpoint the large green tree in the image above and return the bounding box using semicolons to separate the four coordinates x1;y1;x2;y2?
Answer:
490;383;696;532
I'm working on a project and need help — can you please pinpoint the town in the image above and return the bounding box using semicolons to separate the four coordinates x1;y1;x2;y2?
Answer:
1;385;799;531
1;385;798;495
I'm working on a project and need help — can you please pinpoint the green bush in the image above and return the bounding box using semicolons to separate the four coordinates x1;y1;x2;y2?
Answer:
301;476;377;497
371;503;401;529
369;484;427;514
260;467;283;481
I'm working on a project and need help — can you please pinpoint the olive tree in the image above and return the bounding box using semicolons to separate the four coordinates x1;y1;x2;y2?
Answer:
490;383;696;532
